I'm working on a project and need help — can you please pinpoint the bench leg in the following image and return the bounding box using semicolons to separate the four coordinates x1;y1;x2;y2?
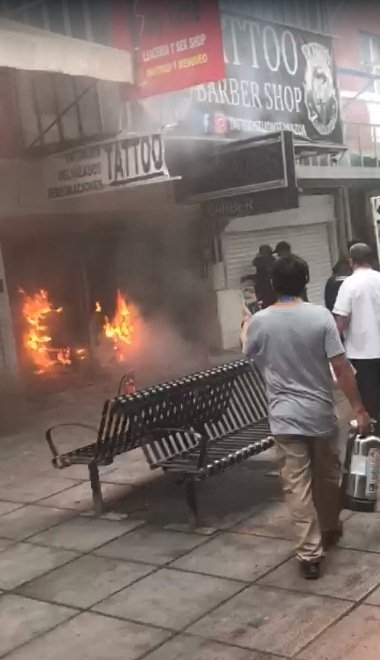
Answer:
89;463;104;516
185;479;199;530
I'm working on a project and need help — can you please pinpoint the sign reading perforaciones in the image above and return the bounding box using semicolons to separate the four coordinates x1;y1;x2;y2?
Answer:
45;133;169;199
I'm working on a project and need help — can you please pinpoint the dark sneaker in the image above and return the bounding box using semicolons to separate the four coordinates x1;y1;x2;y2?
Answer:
322;522;343;551
299;561;321;580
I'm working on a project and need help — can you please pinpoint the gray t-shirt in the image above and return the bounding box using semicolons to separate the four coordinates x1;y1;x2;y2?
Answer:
244;303;344;436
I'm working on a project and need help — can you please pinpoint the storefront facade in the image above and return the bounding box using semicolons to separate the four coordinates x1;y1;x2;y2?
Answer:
126;0;344;350
2;0;378;372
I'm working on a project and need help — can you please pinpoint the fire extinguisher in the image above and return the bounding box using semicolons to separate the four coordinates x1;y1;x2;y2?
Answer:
118;371;136;396
343;421;380;512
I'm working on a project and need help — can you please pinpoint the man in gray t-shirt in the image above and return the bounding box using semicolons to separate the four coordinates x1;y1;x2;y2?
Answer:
244;256;369;580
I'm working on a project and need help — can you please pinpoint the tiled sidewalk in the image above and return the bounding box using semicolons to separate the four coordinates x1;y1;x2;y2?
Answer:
1;487;380;659
0;389;379;658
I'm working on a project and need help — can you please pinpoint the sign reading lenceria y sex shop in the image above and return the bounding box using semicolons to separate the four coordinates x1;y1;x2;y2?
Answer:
45;133;168;199
130;0;225;97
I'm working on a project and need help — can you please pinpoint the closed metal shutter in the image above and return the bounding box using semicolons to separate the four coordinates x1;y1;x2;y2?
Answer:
223;223;333;305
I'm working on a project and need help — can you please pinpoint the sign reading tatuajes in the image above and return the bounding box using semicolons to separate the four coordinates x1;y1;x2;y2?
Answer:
179;131;297;210
45;133;168;199
137;13;342;144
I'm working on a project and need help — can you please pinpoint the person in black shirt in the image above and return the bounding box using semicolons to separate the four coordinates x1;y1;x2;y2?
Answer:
252;244;276;308
274;241;309;301
324;255;351;312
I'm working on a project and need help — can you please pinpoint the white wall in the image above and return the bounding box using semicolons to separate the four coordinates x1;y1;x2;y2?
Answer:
0;245;18;379
216;289;243;351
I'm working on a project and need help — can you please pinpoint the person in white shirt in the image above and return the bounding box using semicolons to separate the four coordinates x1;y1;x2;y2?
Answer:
333;243;380;422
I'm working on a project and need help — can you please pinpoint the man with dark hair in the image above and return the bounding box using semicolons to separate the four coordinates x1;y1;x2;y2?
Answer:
274;241;309;301
252;245;276;309
244;255;369;579
334;243;380;424
273;240;291;258
324;255;351;312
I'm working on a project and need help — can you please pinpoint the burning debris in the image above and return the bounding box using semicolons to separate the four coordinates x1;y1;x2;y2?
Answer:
96;289;136;362
20;288;86;375
18;282;208;393
19;286;137;377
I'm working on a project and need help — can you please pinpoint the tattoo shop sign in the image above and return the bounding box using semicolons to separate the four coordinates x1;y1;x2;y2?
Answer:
195;13;343;142
45;133;168;199
137;13;343;144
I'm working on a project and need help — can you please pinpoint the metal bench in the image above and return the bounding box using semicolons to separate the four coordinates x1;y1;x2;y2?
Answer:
46;360;274;525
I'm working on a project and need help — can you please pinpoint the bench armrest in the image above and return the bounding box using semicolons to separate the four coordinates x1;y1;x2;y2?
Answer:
46;423;99;467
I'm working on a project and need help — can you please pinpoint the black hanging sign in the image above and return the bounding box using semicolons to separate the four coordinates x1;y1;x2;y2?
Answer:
176;130;298;217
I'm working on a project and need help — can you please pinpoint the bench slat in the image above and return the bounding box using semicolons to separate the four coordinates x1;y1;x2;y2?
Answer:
49;360;271;476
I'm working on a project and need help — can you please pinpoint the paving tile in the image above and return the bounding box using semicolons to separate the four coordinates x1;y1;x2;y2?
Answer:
164;523;217;536
29;515;143;552
297;604;380;659
0;505;74;541
234;502;294;540
234;503;353;541
0;594;74;657
94;526;207;565
94;567;243;630
19;554;155;608
259;548;380;601
0;501;23;517
0;476;79;503
144;634;281;659
0;538;14;552
172;533;293;581
0;542;77;590
365;585;380;606
339;512;380;552
3;611;170;660
189;585;350;657
102;456;152;486
38;481;131;512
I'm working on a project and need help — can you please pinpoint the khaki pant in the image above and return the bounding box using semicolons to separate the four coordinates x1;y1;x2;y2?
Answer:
275;432;342;562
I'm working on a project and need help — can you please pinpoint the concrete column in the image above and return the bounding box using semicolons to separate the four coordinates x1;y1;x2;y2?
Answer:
335;186;352;253
0;243;19;380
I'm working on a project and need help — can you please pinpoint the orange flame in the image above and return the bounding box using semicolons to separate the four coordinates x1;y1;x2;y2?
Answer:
20;289;63;374
103;290;134;360
20;288;88;374
95;301;102;313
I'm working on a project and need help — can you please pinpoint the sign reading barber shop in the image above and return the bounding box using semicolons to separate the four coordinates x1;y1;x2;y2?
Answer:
45;133;168;199
137;13;342;144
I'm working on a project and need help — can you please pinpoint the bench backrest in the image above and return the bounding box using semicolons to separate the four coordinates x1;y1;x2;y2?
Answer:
96;360;267;463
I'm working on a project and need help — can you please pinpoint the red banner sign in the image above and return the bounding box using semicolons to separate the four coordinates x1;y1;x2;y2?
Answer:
111;0;225;98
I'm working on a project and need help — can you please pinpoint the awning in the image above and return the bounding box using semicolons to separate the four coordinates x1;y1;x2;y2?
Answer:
0;18;133;84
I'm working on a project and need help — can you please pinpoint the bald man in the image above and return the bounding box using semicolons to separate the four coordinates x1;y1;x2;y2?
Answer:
334;243;380;424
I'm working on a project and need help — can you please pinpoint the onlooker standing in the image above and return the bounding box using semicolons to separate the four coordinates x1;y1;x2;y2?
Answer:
239;274;261;348
274;241;310;301
244;255;369;579
252;245;276;308
324;255;351;312
334;243;380;423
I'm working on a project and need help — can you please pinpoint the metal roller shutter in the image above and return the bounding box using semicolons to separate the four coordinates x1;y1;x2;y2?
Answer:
223;223;333;305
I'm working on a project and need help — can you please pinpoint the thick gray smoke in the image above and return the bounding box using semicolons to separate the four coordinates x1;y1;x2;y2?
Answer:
95;210;213;386
96;311;208;387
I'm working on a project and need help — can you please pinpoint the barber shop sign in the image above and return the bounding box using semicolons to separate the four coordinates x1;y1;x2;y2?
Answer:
193;13;342;142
